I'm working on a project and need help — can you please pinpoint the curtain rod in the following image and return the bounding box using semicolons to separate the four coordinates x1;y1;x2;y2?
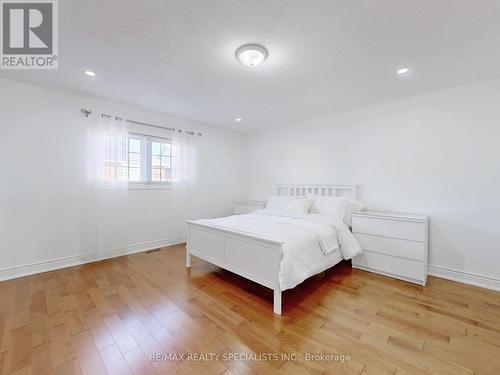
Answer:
80;108;202;136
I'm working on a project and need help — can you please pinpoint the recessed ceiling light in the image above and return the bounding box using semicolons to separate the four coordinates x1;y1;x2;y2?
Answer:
235;44;268;67
85;70;96;77
397;67;410;75
235;118;242;122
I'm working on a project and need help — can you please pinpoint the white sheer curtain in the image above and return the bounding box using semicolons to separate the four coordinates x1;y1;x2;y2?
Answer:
80;113;198;257
169;129;197;240
81;115;130;259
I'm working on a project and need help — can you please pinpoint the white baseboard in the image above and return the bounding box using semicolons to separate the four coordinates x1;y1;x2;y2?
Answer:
127;236;185;255
428;264;500;292
0;236;186;282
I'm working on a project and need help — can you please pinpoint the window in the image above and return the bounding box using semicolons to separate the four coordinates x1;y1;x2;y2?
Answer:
151;140;171;182
103;133;174;184
127;135;144;182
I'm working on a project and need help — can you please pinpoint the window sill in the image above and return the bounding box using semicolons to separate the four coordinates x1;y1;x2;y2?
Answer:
128;184;171;190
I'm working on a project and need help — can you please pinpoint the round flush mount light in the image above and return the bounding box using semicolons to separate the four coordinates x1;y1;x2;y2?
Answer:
85;70;96;77
235;44;268;67
235;117;242;122
397;67;410;75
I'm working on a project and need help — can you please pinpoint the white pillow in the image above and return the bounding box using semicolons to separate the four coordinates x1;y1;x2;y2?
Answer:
285;197;314;214
343;200;365;226
265;196;313;215
308;195;348;220
265;196;293;211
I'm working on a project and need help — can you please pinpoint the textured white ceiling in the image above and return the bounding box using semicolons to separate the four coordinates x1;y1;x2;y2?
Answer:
2;0;500;131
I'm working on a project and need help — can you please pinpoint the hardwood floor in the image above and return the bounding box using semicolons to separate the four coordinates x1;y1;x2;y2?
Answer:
1;244;499;375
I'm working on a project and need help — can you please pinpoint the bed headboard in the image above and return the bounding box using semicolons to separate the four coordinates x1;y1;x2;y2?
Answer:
276;185;358;201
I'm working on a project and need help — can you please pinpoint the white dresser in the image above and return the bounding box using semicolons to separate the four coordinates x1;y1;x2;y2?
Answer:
351;211;428;286
233;200;266;215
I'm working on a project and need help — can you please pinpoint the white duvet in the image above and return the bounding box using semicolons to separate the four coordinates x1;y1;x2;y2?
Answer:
197;210;362;290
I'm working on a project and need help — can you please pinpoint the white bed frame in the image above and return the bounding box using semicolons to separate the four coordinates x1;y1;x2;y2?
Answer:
186;184;358;315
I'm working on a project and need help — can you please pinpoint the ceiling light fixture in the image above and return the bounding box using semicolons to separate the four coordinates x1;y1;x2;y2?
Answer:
85;70;96;77
397;67;409;75
235;44;268;67
235;118;242;122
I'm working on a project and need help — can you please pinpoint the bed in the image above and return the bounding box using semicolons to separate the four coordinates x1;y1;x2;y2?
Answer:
186;185;362;315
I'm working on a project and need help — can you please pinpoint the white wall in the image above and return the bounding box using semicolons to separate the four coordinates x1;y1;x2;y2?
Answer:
0;78;243;278
241;78;500;285
2;75;499;288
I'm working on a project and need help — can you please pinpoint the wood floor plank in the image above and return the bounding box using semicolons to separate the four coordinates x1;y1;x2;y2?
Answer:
99;344;133;375
88;288;115;317
50;324;73;367
103;314;138;355
123;347;159;375
83;308;116;351
31;341;52;375
7;324;31;373
73;331;108;375
54;357;83;375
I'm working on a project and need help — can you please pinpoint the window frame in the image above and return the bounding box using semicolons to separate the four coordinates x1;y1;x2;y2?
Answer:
147;134;173;185
104;131;173;187
126;133;147;183
103;133;129;182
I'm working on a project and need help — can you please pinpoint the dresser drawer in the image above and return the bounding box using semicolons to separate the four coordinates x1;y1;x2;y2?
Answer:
352;215;425;242
353;251;427;285
354;233;426;262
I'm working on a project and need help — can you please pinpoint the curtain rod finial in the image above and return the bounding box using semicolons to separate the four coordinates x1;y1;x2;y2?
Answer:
81;108;92;118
